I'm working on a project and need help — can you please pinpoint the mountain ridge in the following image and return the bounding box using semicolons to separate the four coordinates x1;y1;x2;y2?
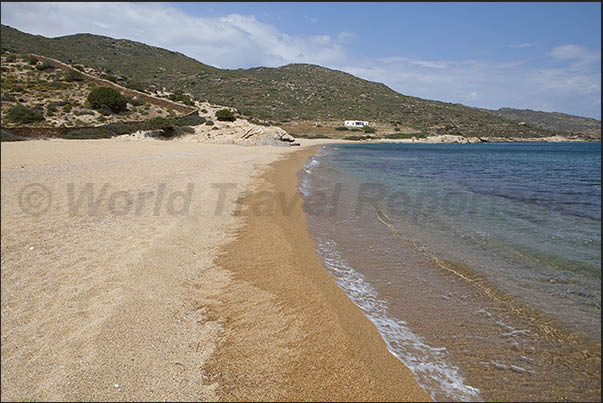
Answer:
1;24;599;140
483;107;600;137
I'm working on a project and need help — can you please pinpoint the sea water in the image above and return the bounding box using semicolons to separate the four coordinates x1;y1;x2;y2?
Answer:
299;142;601;401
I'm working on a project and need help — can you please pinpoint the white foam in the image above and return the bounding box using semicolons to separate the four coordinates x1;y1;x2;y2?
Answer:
304;157;320;174
316;238;481;402
299;149;326;196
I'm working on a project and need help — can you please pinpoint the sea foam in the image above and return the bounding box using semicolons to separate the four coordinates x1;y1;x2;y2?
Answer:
316;237;481;401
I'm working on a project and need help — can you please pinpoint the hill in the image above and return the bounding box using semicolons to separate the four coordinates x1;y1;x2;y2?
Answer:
0;24;596;140
484;107;601;139
0;53;190;129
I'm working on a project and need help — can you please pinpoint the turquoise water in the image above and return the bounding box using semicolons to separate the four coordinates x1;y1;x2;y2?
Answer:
299;142;601;401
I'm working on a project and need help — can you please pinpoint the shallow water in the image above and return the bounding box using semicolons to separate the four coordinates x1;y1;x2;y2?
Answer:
299;142;601;401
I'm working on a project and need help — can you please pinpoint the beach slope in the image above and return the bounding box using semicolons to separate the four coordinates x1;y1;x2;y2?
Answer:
1;139;428;401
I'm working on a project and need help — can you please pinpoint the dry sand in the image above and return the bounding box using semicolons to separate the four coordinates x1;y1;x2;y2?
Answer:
1;138;428;401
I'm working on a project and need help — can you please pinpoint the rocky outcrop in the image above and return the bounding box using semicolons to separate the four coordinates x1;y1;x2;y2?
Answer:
116;102;297;146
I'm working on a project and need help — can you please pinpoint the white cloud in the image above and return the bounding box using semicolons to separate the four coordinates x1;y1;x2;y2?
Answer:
0;2;600;119
550;44;594;60
336;32;356;43
340;49;601;118
508;42;536;48
0;2;345;68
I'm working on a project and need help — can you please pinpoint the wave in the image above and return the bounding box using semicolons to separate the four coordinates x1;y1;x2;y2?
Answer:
316;237;481;401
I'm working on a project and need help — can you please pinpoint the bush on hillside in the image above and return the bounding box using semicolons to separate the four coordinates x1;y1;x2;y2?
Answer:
173;114;206;127
1;128;28;142
344;135;373;141
128;96;145;107
35;61;55;71
125;80;146;93
142;116;175;137
5;54;16;63
168;93;194;106
362;126;376;133
87;86;128;113
6;104;45;124
64;69;84;82
335;126;349;131
100;73;118;83
215;109;236;122
27;56;38;65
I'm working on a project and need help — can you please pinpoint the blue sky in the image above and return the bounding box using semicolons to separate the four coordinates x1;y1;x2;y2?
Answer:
1;2;601;119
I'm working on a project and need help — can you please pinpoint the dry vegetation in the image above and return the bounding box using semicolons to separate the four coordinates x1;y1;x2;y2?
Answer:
1;53;179;128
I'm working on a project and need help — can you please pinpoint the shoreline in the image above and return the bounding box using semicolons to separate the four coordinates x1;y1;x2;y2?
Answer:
202;145;431;401
295;141;601;401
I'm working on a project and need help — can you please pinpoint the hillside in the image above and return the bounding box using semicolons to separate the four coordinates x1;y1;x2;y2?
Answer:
0;53;188;129
0;24;594;140
484;107;601;139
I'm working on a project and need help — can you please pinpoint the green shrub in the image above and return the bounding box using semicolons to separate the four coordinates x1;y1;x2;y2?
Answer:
200;108;208;113
63;104;73;113
60;127;112;139
394;127;401;131
344;135;373;141
125;81;146;92
100;73;118;83
215;109;236;122
35;61;55;71
60;122;145;139
382;132;427;140
99;105;114;116
27;56;38;65
63;69;84;82
173;114;206;127
128;97;145;107
46;103;58;116
73;65;85;71
87;87;127;113
6;104;45;124
42;81;70;90
168;93;194;106
335;126;349;131
205;120;214;126
1;94;17;102
142;116;175;136
1;128;28;141
4;54;16;63
362;126;376;133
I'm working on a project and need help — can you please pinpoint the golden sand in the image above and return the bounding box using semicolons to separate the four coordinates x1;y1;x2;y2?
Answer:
1;138;428;401
203;146;431;401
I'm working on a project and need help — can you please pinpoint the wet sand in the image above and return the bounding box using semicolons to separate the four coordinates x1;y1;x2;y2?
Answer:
203;146;431;401
1;138;428;401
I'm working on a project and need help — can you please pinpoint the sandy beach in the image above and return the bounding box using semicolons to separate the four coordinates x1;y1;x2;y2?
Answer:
0;138;429;401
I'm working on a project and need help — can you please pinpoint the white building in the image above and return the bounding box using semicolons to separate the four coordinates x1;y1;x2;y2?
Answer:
344;120;369;128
